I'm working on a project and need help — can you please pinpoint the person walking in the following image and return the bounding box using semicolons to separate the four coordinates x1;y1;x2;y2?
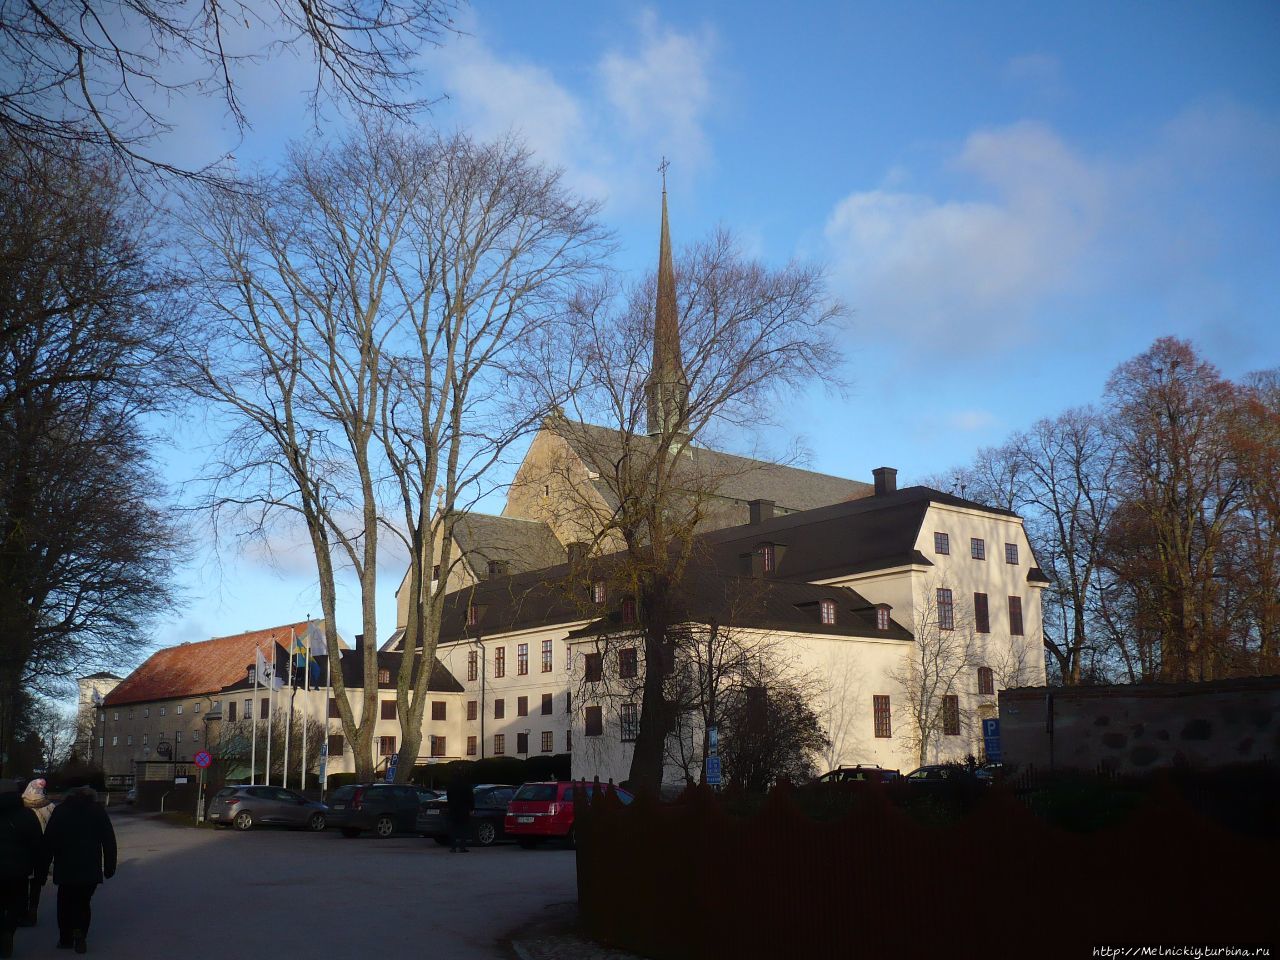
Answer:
445;771;474;853
38;786;116;955
0;786;44;959
19;780;52;928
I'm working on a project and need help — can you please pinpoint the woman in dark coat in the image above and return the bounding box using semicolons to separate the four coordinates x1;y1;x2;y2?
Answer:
38;786;116;954
0;788;44;958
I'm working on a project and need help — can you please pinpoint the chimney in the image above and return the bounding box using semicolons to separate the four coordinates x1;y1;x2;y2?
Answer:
873;467;897;497
748;499;775;524
354;633;364;654
566;542;590;568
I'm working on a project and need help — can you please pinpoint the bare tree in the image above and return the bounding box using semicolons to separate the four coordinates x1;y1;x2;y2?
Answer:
1;0;459;181
534;221;845;795
181;124;604;780
889;582;978;768
214;712;326;784
0;138;179;775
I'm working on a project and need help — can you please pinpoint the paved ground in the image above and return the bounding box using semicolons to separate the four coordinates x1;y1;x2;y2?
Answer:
8;807;604;960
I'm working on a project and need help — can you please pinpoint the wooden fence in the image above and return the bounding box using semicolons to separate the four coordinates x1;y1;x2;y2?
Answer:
574;780;1275;960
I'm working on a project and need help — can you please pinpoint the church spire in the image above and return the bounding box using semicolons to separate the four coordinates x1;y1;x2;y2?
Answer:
647;159;688;437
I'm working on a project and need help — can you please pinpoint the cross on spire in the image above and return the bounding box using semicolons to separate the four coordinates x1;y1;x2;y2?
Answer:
658;156;670;191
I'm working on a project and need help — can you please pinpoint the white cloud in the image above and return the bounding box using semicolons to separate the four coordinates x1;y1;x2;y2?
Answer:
598;11;715;173
824;122;1107;350
948;409;997;432
427;11;716;210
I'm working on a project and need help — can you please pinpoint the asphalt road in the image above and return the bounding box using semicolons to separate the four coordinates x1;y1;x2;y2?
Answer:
11;807;580;960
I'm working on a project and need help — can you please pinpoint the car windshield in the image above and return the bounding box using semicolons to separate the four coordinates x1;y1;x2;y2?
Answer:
513;784;557;802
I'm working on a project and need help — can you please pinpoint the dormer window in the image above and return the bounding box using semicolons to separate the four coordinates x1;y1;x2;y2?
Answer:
466;604;478;627
377;668;391;685
875;605;890;631
756;543;775;573
621;598;638;624
820;600;837;625
592;581;606;604
247;666;256;682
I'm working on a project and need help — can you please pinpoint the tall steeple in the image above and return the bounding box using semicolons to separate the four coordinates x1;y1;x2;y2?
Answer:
646;160;689;437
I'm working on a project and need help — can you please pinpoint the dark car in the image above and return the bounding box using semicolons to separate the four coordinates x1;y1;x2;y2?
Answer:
811;765;901;785
505;781;634;848
418;784;517;847
207;785;328;831
326;783;437;838
903;764;986;791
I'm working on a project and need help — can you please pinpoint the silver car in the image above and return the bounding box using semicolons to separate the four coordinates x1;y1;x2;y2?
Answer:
207;785;328;832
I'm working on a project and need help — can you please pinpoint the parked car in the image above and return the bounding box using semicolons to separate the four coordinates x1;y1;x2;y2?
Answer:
811;765;900;785
418;784;517;847
207;785;328;831
505;781;634;848
326;783;437;838
903;764;986;791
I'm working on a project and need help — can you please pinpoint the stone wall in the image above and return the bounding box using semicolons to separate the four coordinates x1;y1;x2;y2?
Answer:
999;676;1280;773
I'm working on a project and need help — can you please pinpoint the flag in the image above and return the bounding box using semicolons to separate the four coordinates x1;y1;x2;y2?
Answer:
294;621;323;685
255;648;275;685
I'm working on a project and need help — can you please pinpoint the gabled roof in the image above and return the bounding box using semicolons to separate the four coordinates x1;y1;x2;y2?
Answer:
704;485;1019;582
103;623;307;707
550;420;873;521
434;545;912;646
451;512;566;577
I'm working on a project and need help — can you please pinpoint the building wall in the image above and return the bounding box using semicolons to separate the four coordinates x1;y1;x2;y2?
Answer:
999;677;1280;773
95;693;221;779
75;676;120;763
503;427;621;551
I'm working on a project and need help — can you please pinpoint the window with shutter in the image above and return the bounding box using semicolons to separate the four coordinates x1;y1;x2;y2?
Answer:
585;706;603;737
974;593;990;633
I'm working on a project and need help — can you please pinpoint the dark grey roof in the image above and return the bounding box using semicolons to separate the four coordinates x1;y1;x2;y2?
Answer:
434;547;912;646
82;672;122;680
450;512;566;577
704;485;1020;582
552;420;873;525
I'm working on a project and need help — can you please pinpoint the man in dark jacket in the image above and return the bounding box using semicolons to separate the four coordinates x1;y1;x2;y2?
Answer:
38;786;116;954
0;788;44;958
445;771;474;853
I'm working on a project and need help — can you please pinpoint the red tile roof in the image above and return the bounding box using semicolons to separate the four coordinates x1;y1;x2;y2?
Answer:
103;622;310;707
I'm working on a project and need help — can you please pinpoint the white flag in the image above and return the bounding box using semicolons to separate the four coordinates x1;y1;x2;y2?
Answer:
255;648;274;684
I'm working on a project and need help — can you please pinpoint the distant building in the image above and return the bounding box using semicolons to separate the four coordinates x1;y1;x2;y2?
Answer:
74;673;122;763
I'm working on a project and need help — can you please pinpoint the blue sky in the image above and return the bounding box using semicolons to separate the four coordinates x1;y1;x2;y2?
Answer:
145;1;1280;658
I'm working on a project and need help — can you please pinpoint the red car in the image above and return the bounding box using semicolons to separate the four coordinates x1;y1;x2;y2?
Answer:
505;780;634;848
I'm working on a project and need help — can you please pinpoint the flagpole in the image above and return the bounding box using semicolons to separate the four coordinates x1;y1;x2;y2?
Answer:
250;648;259;786
301;621;310;792
283;626;296;789
265;647;274;786
322;651;332;800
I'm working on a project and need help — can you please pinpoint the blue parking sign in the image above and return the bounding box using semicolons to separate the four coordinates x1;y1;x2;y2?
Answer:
982;718;1001;763
385;753;399;783
705;756;722;786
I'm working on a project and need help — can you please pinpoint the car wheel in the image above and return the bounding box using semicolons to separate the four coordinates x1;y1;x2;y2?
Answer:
341;827;361;838
233;811;254;831
517;838;541;849
432;836;450;846
307;813;326;832
475;820;497;847
375;815;395;839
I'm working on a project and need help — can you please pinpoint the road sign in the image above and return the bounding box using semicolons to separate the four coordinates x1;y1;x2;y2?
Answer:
707;726;719;755
705;755;722;786
385;753;399;783
193;750;213;769
982;718;1002;764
